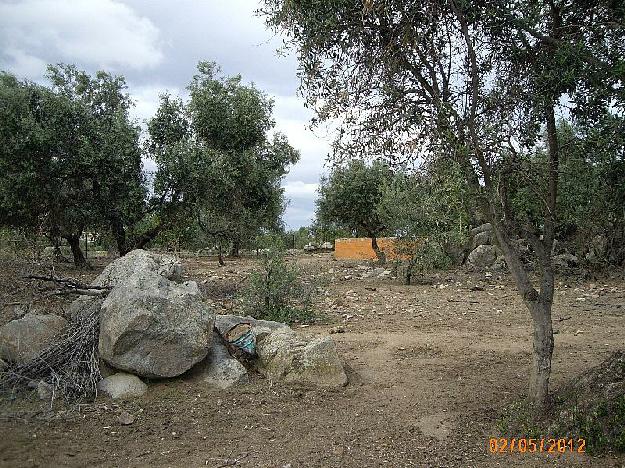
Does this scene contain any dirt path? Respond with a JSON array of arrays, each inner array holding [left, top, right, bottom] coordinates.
[[1, 255, 624, 467]]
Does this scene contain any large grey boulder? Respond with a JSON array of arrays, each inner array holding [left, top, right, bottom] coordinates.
[[0, 313, 67, 365], [99, 276, 214, 378], [586, 235, 608, 264], [256, 329, 348, 387], [467, 244, 499, 269], [93, 249, 182, 288], [98, 372, 147, 399], [553, 253, 579, 270], [68, 250, 183, 323], [191, 331, 249, 389]]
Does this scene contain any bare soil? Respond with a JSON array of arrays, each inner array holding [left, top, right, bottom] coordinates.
[[1, 253, 624, 467]]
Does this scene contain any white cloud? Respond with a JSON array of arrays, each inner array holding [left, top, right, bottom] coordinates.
[[282, 181, 319, 199], [0, 0, 163, 78], [129, 84, 184, 125]]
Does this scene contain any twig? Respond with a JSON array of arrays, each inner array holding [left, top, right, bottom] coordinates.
[[447, 298, 480, 304]]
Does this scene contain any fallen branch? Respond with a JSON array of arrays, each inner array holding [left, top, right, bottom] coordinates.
[[23, 274, 111, 298], [23, 274, 109, 291]]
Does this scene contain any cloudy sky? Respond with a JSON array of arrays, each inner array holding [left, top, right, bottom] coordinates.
[[0, 0, 330, 228]]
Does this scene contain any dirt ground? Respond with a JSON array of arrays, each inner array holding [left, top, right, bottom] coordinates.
[[1, 252, 624, 467]]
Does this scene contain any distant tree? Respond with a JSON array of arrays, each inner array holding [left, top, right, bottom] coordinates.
[[316, 160, 394, 262], [379, 160, 473, 283], [0, 66, 145, 266], [0, 72, 91, 265], [262, 0, 625, 409], [509, 118, 625, 265], [144, 62, 299, 261], [47, 65, 146, 257]]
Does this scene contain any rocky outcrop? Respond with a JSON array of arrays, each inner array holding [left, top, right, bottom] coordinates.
[[466, 224, 507, 270], [0, 313, 68, 365], [99, 275, 214, 378], [98, 372, 148, 399], [553, 253, 579, 270]]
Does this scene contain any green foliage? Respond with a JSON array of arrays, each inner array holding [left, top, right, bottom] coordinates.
[[241, 249, 314, 324], [146, 62, 299, 254], [499, 353, 625, 454], [507, 118, 625, 265], [316, 160, 394, 239], [379, 160, 472, 281], [0, 65, 144, 264]]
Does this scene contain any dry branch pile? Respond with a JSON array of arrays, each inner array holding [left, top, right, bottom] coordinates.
[[0, 299, 102, 401]]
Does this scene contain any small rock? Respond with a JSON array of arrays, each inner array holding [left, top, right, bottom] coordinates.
[[37, 381, 53, 401], [329, 326, 345, 334], [191, 331, 249, 390], [98, 372, 147, 399], [256, 330, 348, 387], [118, 411, 135, 425]]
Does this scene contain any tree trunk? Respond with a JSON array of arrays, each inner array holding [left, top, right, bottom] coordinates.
[[528, 299, 554, 408], [65, 234, 86, 267], [133, 224, 163, 250], [110, 215, 129, 255], [218, 246, 225, 266], [230, 239, 240, 257], [371, 236, 386, 264], [490, 220, 555, 410]]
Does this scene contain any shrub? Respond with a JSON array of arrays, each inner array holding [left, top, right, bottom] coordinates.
[[241, 249, 314, 323]]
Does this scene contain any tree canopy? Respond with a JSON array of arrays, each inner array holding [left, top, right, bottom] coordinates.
[[145, 62, 299, 258], [0, 65, 144, 265], [316, 160, 394, 260]]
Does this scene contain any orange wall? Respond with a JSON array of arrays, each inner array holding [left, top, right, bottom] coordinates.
[[334, 237, 410, 260]]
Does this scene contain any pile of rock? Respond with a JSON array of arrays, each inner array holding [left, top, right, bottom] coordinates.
[[465, 224, 506, 270], [0, 250, 347, 401]]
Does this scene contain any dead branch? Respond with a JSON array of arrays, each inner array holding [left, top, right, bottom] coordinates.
[[23, 274, 109, 291]]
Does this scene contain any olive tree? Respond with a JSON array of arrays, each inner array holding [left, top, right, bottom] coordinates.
[[0, 66, 145, 265], [316, 159, 394, 262], [261, 0, 624, 409], [145, 62, 299, 260]]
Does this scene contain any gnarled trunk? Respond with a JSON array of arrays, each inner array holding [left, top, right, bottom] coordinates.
[[65, 234, 86, 267], [371, 236, 386, 264], [110, 214, 129, 256], [230, 239, 241, 258], [491, 220, 556, 411]]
